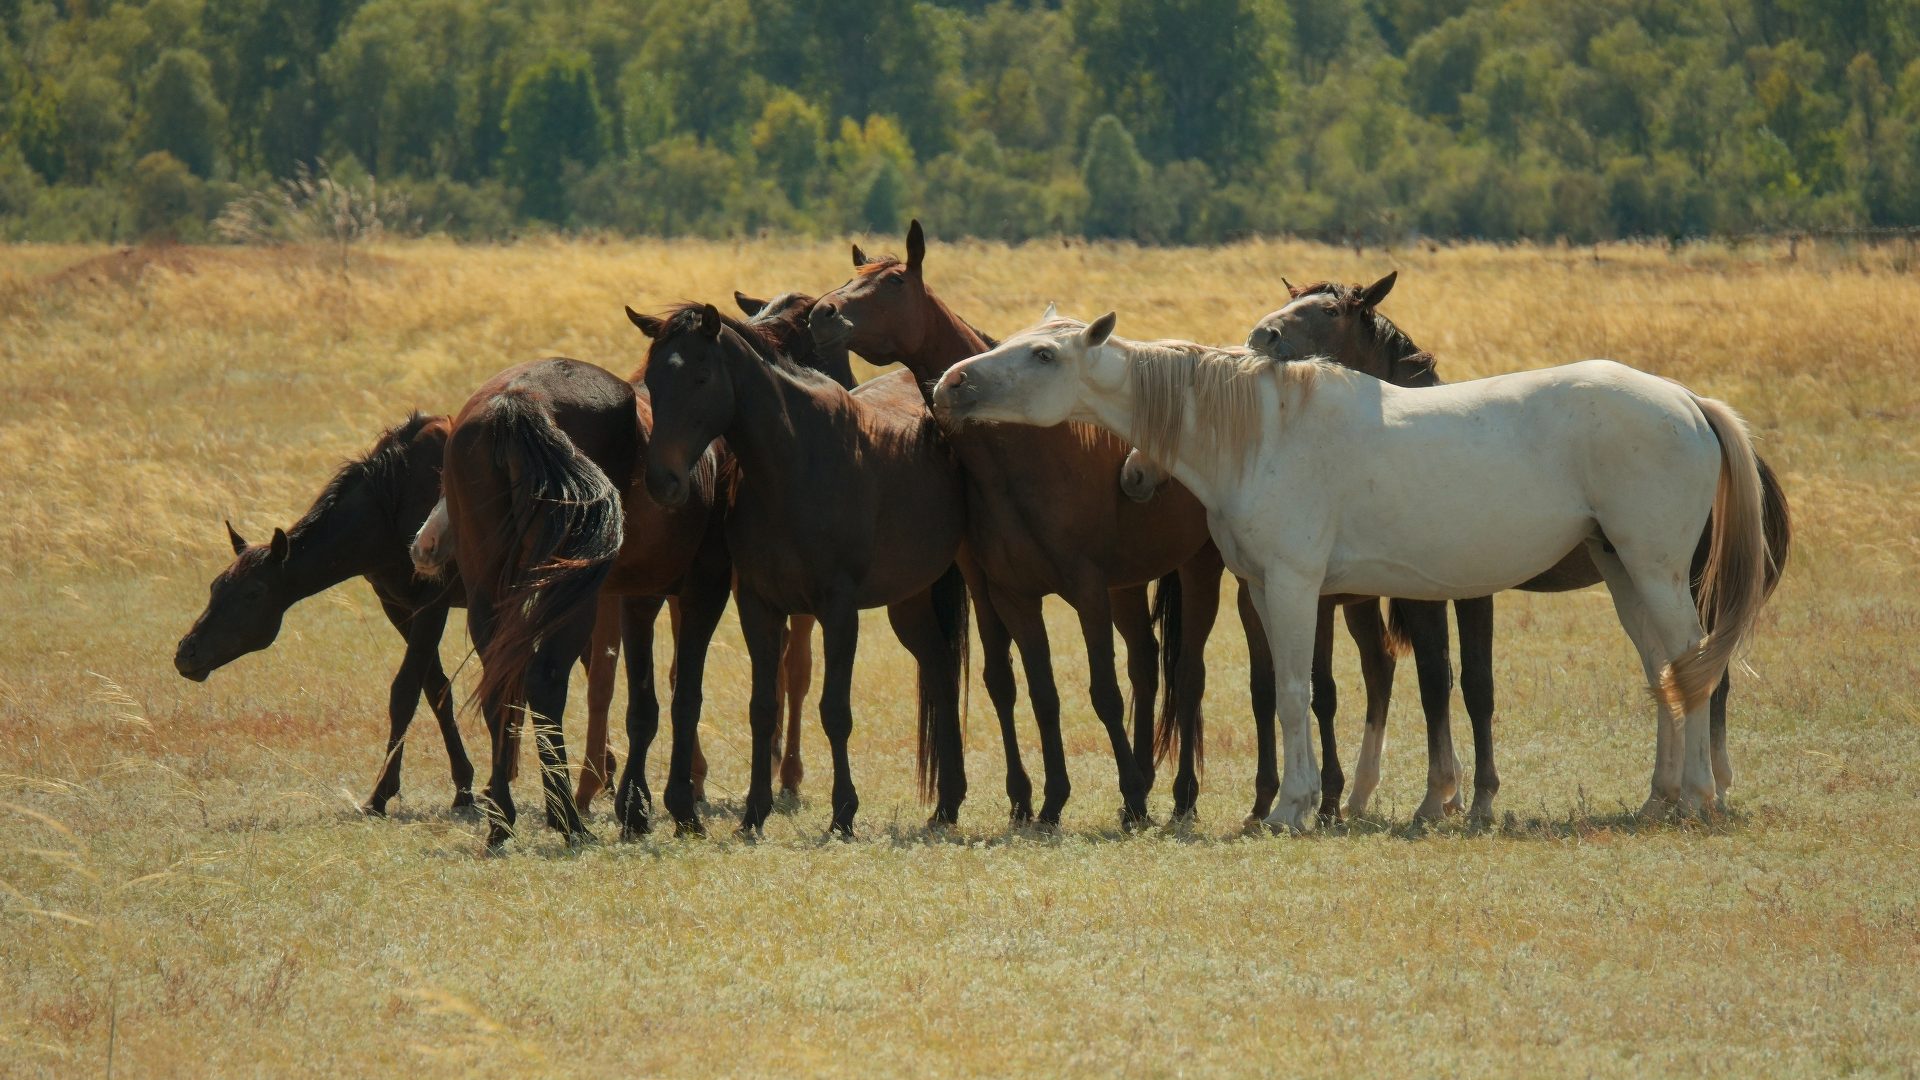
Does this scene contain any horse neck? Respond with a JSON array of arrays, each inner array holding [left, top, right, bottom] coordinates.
[[1078, 348, 1282, 510], [896, 295, 988, 383], [283, 480, 399, 598], [718, 341, 836, 486]]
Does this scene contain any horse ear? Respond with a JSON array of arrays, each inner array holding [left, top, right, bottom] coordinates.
[[1042, 301, 1059, 322], [1282, 276, 1301, 298], [1083, 311, 1117, 348], [269, 527, 290, 563], [226, 520, 247, 556], [1358, 270, 1397, 309], [852, 243, 871, 268], [698, 304, 722, 338], [626, 306, 664, 338], [906, 219, 925, 274], [734, 291, 767, 317]]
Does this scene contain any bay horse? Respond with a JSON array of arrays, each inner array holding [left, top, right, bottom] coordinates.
[[173, 413, 616, 816], [811, 221, 1231, 825], [443, 355, 737, 848], [629, 300, 970, 835], [934, 310, 1773, 830], [1242, 273, 1792, 815]]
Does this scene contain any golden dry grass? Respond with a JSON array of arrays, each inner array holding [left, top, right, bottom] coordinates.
[[2, 236, 1918, 1078]]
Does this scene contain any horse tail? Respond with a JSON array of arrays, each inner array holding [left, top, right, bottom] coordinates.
[[470, 393, 625, 712], [1150, 571, 1197, 770], [917, 563, 970, 801], [1756, 453, 1792, 596], [1664, 395, 1771, 715], [1383, 598, 1415, 659]]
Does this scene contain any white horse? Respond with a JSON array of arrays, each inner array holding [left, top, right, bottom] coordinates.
[[931, 307, 1771, 831]]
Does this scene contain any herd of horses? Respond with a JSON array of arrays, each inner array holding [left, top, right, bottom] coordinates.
[[174, 221, 1790, 847]]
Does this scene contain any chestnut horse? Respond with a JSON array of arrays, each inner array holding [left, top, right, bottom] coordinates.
[[630, 301, 970, 835], [1240, 272, 1792, 816], [174, 413, 618, 816], [814, 221, 1259, 824]]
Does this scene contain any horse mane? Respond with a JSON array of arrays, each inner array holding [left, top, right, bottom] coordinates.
[[655, 301, 837, 388], [292, 411, 438, 537], [1289, 280, 1441, 387], [1120, 335, 1331, 478]]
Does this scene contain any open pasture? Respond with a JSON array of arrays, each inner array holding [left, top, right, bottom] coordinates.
[[2, 237, 1918, 1076]]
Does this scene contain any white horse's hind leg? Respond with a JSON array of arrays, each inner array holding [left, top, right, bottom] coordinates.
[[1588, 541, 1686, 815], [1628, 575, 1718, 816], [1255, 575, 1323, 833]]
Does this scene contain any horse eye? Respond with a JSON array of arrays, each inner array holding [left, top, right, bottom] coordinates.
[[1035, 349, 1053, 364]]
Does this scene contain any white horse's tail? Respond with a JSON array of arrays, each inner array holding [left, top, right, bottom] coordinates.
[[1664, 395, 1771, 714]]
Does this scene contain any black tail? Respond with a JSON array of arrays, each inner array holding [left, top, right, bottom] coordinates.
[[1150, 570, 1200, 770], [917, 563, 970, 801], [471, 394, 625, 711]]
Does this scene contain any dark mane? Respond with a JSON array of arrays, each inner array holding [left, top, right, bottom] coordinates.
[[655, 302, 837, 387], [1293, 280, 1439, 387], [292, 411, 435, 536]]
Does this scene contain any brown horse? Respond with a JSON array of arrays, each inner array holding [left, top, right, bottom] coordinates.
[[630, 300, 970, 834], [174, 413, 618, 816], [442, 355, 740, 848], [1239, 271, 1793, 817], [811, 221, 1259, 825]]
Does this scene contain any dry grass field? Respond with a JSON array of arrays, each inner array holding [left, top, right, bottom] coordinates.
[[2, 236, 1918, 1077]]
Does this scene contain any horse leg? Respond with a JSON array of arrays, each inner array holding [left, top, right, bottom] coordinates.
[[1110, 583, 1158, 793], [815, 600, 863, 836], [993, 589, 1069, 825], [734, 590, 788, 835], [418, 621, 474, 813], [1709, 670, 1733, 806], [467, 590, 520, 849], [1586, 540, 1690, 815], [609, 595, 663, 838], [1238, 579, 1279, 826], [660, 569, 726, 833], [1253, 573, 1323, 833], [1454, 596, 1499, 823], [1309, 598, 1341, 823], [1342, 600, 1396, 820], [663, 596, 707, 804], [779, 614, 815, 795], [1394, 599, 1461, 822], [971, 562, 1032, 822], [522, 603, 598, 842], [1068, 581, 1150, 825], [1168, 555, 1222, 819], [887, 586, 969, 826], [575, 595, 622, 813], [363, 599, 434, 816]]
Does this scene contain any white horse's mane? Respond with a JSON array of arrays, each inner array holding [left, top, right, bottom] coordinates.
[[1113, 335, 1336, 476]]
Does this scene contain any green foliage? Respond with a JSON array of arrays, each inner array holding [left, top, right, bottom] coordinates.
[[138, 49, 226, 178], [127, 149, 206, 238], [502, 52, 608, 222], [4, 0, 1920, 243]]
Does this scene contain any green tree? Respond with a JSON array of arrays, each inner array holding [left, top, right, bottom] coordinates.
[[502, 52, 609, 222], [1082, 113, 1148, 237], [751, 89, 826, 203], [137, 49, 227, 178], [1071, 0, 1288, 168], [127, 150, 205, 238]]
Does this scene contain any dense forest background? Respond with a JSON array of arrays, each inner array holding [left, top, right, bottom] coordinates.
[[4, 0, 1919, 245]]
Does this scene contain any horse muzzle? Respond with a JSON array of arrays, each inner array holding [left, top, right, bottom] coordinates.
[[1247, 324, 1283, 356], [646, 465, 689, 508], [173, 639, 213, 681]]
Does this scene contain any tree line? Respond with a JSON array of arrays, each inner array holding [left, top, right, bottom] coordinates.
[[4, 0, 1919, 246]]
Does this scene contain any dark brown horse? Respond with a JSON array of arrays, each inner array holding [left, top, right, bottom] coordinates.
[[630, 300, 970, 834], [442, 355, 735, 848], [811, 221, 1258, 825], [175, 413, 616, 816], [1240, 271, 1793, 817]]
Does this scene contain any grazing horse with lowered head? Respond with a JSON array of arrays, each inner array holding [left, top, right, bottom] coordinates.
[[175, 413, 618, 816], [935, 309, 1773, 830], [630, 300, 970, 835], [812, 220, 1234, 825]]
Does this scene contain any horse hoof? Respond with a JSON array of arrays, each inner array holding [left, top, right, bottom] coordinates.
[[672, 816, 705, 839], [1008, 803, 1034, 825], [1638, 795, 1676, 822], [360, 800, 387, 818], [485, 825, 512, 851], [450, 791, 476, 813], [1119, 805, 1152, 830], [566, 828, 599, 848]]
